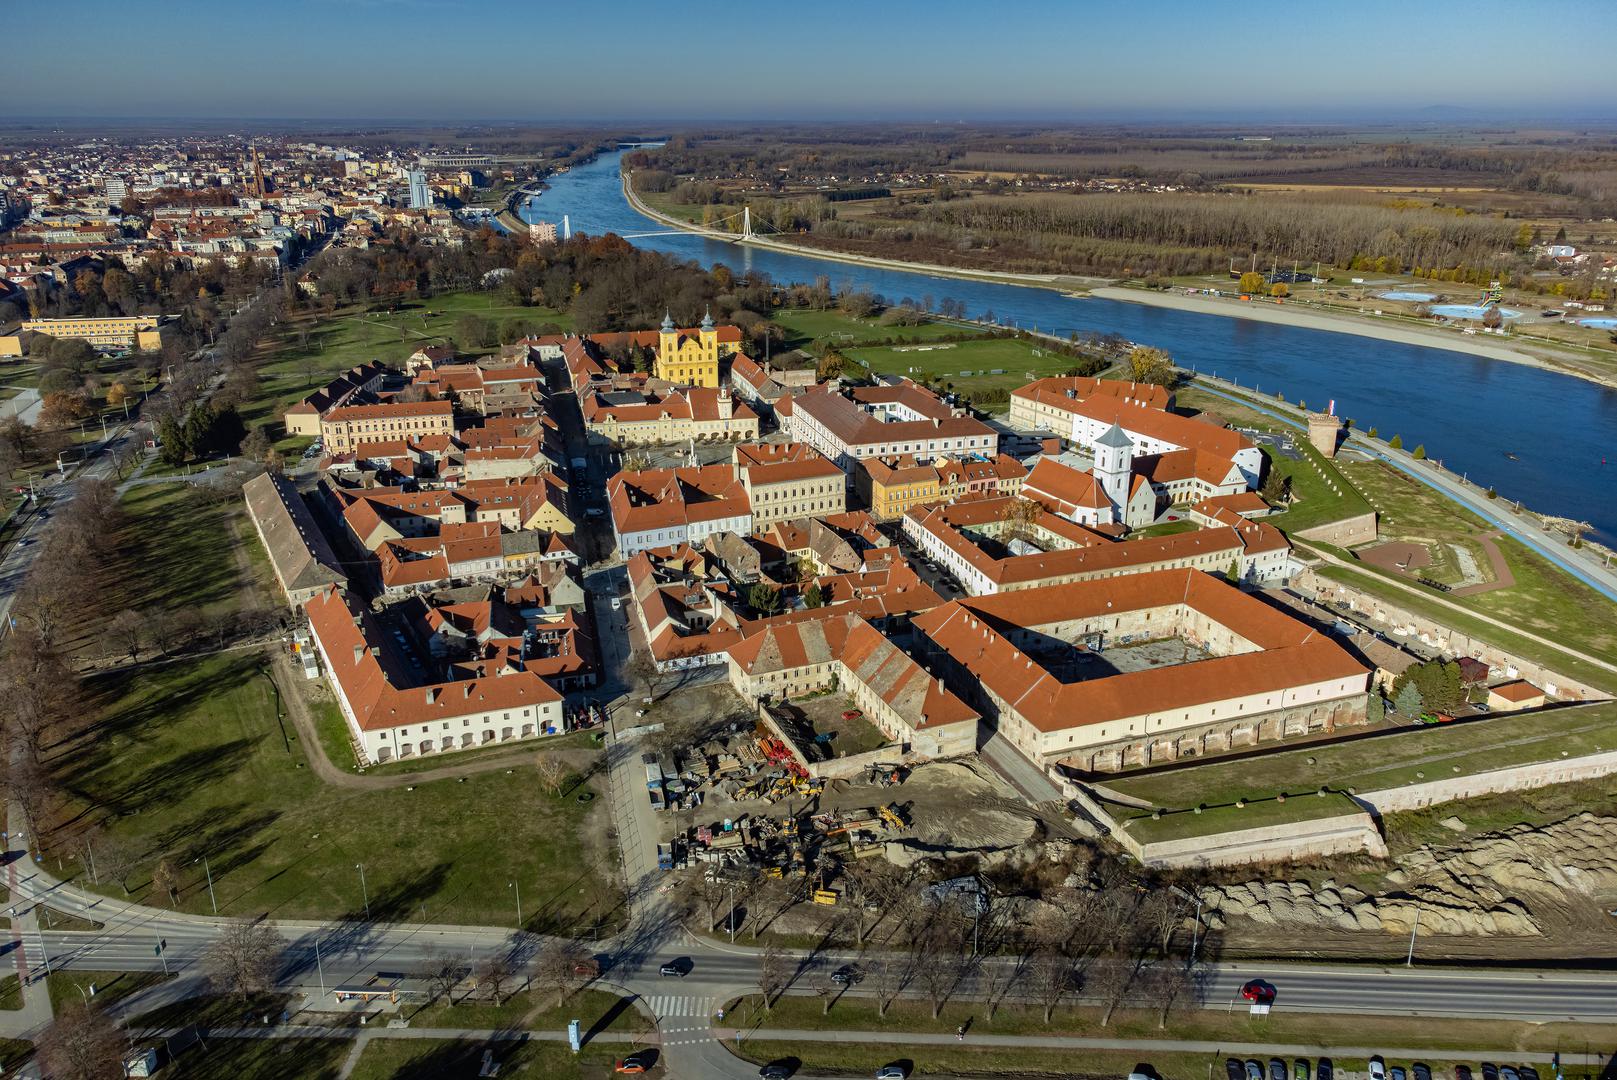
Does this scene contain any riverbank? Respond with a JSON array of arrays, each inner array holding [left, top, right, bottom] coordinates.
[[619, 169, 1108, 293], [1096, 287, 1617, 392]]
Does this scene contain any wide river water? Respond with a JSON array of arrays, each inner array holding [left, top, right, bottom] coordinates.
[[523, 151, 1617, 545]]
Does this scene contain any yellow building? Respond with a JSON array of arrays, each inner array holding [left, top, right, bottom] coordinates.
[[653, 310, 736, 388], [10, 315, 168, 354], [858, 456, 943, 521]]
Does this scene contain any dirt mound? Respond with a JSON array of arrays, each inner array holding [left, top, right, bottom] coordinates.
[[902, 759, 1037, 849], [1205, 814, 1617, 939]]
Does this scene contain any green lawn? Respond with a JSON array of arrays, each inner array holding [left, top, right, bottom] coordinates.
[[405, 987, 648, 1032], [1131, 518, 1201, 539], [726, 993, 1617, 1057], [249, 292, 570, 450], [1118, 790, 1366, 845], [150, 1037, 349, 1080], [347, 1037, 638, 1080], [738, 1039, 1207, 1079], [770, 307, 970, 350], [1103, 698, 1617, 814], [47, 969, 172, 1013], [845, 336, 1080, 397], [0, 976, 20, 1012], [54, 653, 622, 930]]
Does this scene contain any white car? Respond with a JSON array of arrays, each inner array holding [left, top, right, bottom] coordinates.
[[1369, 1059, 1387, 1080]]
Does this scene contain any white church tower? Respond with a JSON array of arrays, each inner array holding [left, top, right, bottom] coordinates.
[[1094, 422, 1135, 508]]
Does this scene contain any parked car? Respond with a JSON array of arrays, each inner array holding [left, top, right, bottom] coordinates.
[[760, 1065, 793, 1080], [831, 965, 858, 985], [1296, 1060, 1310, 1080], [1318, 1059, 1334, 1080], [1227, 1060, 1246, 1080], [1501, 1067, 1520, 1080], [1245, 1063, 1264, 1080], [876, 1068, 908, 1080], [842, 709, 863, 720], [615, 1055, 650, 1074], [1392, 1066, 1408, 1080], [1480, 1065, 1499, 1080], [1520, 1068, 1540, 1080], [1413, 1064, 1433, 1080], [1270, 1059, 1287, 1080], [1455, 1067, 1473, 1080], [1369, 1057, 1387, 1080]]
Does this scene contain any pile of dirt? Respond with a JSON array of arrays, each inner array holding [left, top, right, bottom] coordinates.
[[1203, 813, 1617, 939], [903, 760, 1038, 849]]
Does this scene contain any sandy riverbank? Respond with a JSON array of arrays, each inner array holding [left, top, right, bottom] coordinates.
[[1090, 287, 1617, 391], [620, 171, 1107, 292]]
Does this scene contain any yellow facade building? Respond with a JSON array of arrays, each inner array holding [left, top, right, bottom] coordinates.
[[4, 315, 169, 356], [653, 310, 736, 388]]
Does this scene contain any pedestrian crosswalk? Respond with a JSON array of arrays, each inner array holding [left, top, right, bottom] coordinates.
[[645, 994, 716, 1020]]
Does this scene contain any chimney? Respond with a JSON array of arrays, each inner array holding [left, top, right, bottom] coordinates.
[[353, 644, 365, 665], [463, 683, 473, 698], [936, 677, 945, 694], [426, 687, 439, 703]]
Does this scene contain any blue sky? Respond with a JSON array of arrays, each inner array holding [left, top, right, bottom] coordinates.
[[10, 0, 1613, 122]]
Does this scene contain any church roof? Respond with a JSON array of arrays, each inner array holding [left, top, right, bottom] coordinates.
[[1096, 422, 1134, 451]]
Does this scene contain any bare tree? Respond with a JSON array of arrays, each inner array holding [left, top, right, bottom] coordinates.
[[203, 918, 286, 1001], [151, 858, 180, 907], [1087, 955, 1141, 1027], [748, 877, 798, 941], [419, 949, 467, 1007], [841, 860, 902, 946], [475, 954, 515, 1006], [914, 912, 969, 1019], [697, 871, 730, 932], [1140, 889, 1190, 959], [6, 755, 57, 840], [1140, 961, 1194, 1029], [107, 608, 147, 663], [534, 757, 567, 797], [536, 936, 595, 1007], [93, 831, 139, 896], [998, 495, 1043, 544], [868, 953, 914, 1018], [34, 1001, 124, 1080], [1029, 949, 1074, 1024], [758, 943, 788, 1010]]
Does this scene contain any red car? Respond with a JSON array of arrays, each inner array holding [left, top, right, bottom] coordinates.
[[1241, 979, 1275, 1003], [842, 709, 863, 720], [615, 1056, 649, 1074]]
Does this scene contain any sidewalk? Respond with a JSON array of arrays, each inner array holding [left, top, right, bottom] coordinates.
[[2, 821, 56, 1040]]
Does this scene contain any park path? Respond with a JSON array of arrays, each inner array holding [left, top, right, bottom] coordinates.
[[1451, 531, 1517, 597]]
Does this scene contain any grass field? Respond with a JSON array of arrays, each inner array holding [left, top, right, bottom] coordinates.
[[248, 291, 570, 450], [347, 1037, 636, 1080], [1103, 698, 1617, 815], [726, 993, 1617, 1059], [770, 307, 971, 350], [1118, 790, 1366, 845], [405, 987, 648, 1032], [149, 1038, 350, 1080], [56, 653, 621, 930], [47, 969, 172, 1013], [845, 336, 1079, 395]]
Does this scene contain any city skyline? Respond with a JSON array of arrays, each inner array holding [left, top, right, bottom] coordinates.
[[9, 0, 1615, 122]]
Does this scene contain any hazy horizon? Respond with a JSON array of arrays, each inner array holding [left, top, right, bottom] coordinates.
[[9, 0, 1614, 125]]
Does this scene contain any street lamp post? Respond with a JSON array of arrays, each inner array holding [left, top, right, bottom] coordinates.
[[355, 863, 370, 919], [1405, 906, 1421, 966], [34, 919, 51, 980], [509, 881, 522, 929], [1191, 892, 1204, 960], [197, 855, 217, 915]]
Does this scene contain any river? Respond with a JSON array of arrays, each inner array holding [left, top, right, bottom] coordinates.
[[523, 151, 1617, 545]]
